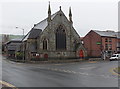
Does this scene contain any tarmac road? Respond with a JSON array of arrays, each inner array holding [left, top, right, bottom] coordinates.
[[1, 56, 119, 88]]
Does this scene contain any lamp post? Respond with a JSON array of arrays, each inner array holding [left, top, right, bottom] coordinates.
[[16, 27, 24, 37], [16, 27, 25, 62]]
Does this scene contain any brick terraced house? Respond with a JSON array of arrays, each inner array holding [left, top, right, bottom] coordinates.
[[83, 30, 119, 58]]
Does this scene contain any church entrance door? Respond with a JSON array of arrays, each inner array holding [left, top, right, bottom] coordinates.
[[79, 50, 84, 58]]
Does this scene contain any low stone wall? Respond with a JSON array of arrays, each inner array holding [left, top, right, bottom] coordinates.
[[28, 59, 87, 64]]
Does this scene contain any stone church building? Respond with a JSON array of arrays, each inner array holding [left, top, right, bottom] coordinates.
[[23, 3, 87, 61]]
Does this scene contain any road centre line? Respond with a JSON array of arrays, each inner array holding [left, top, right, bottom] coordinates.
[[79, 67, 95, 70], [66, 70, 72, 73], [43, 67, 118, 79], [30, 66, 118, 79], [63, 70, 70, 73], [71, 71, 77, 74]]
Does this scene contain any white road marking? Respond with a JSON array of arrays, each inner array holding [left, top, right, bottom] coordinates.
[[66, 70, 72, 73], [71, 71, 77, 74], [79, 67, 95, 70], [62, 70, 69, 73], [79, 72, 89, 75], [29, 66, 118, 80], [54, 64, 63, 65]]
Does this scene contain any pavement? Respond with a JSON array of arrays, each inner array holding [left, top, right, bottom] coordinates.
[[1, 56, 119, 88]]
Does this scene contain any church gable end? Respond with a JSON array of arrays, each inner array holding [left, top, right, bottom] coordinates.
[[24, 3, 87, 60]]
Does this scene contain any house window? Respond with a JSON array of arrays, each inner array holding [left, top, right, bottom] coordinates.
[[109, 44, 112, 50], [105, 38, 108, 42], [105, 44, 108, 50], [56, 25, 66, 50], [109, 38, 112, 42], [43, 38, 47, 50]]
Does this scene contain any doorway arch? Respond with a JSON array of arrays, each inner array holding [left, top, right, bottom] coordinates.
[[79, 50, 84, 58]]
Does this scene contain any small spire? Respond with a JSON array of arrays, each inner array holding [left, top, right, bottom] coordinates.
[[69, 7, 72, 22], [48, 1, 51, 14], [48, 1, 51, 22], [59, 6, 61, 10], [69, 7, 72, 16]]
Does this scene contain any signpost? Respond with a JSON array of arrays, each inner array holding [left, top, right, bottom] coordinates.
[[96, 42, 101, 45]]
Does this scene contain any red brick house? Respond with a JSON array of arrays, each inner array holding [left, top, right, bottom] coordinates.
[[83, 30, 118, 58]]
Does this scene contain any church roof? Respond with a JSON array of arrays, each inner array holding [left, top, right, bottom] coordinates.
[[33, 12, 58, 30], [22, 28, 42, 41], [22, 11, 59, 41], [28, 29, 42, 39]]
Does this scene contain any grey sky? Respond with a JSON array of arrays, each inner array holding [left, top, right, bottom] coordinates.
[[0, 0, 118, 37]]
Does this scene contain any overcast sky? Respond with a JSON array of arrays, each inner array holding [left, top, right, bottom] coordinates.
[[0, 0, 119, 37]]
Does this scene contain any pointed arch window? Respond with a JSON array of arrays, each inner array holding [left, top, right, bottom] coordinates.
[[56, 25, 66, 50], [43, 38, 47, 50]]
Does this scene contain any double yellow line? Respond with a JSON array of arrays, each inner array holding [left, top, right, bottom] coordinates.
[[0, 80, 18, 89]]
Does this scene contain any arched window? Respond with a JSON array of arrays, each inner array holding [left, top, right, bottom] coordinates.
[[56, 25, 66, 50], [43, 38, 47, 50]]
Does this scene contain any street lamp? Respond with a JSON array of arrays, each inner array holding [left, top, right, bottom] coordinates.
[[16, 27, 24, 37], [16, 27, 25, 62]]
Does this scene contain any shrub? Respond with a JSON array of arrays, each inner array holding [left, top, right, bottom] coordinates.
[[16, 52, 23, 59]]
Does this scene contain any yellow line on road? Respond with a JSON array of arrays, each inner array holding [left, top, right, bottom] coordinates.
[[109, 68, 120, 76], [0, 80, 18, 89]]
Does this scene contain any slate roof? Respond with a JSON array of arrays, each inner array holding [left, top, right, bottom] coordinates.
[[117, 32, 120, 38], [28, 29, 42, 39], [33, 12, 57, 30], [23, 28, 42, 41], [7, 43, 21, 51], [5, 39, 22, 45], [22, 11, 58, 41], [93, 30, 118, 38], [5, 40, 22, 51]]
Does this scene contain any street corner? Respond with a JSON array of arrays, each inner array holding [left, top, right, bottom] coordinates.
[[109, 67, 120, 76], [0, 80, 18, 89]]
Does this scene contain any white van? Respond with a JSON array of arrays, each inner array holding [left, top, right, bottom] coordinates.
[[110, 54, 120, 61]]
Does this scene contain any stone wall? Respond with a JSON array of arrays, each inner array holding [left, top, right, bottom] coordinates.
[[36, 10, 85, 59], [24, 10, 87, 60]]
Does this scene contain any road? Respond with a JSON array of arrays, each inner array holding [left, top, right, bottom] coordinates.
[[1, 56, 119, 88]]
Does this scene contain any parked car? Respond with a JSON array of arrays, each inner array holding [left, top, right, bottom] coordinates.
[[110, 54, 120, 61]]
